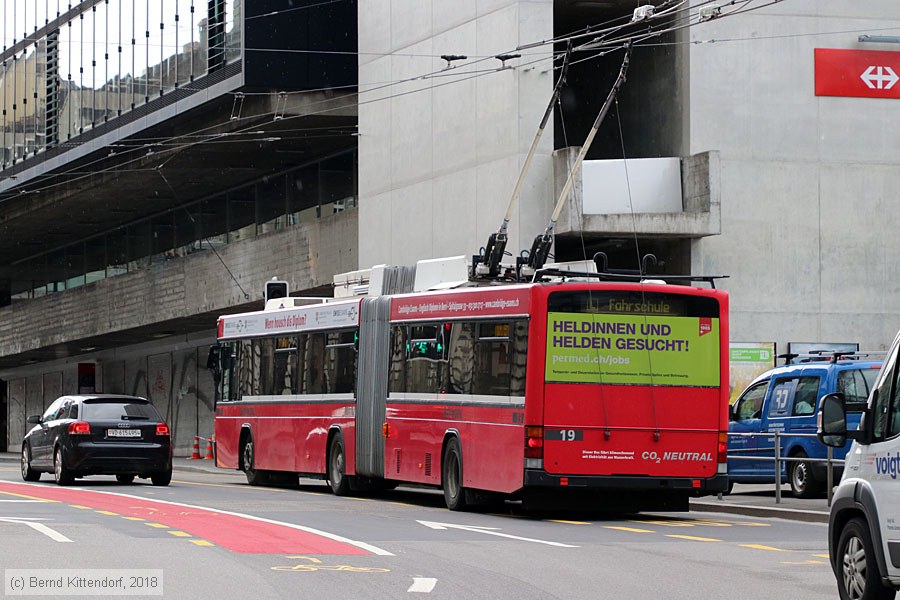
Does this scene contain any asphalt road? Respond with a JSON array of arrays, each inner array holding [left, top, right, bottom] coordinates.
[[0, 463, 838, 599]]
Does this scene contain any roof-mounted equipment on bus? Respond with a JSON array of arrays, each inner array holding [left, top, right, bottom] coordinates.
[[532, 252, 728, 288], [472, 45, 572, 281], [520, 43, 633, 280], [264, 278, 289, 303]]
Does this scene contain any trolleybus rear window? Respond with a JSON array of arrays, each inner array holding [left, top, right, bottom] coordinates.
[[545, 290, 721, 387]]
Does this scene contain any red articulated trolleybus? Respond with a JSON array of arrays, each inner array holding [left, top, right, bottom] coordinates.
[[208, 257, 730, 512]]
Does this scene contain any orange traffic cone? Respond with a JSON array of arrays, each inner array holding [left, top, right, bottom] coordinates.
[[190, 436, 201, 460], [204, 437, 214, 460]]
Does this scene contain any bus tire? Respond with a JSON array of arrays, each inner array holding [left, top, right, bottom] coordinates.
[[442, 437, 468, 511], [328, 433, 350, 496], [242, 436, 269, 486]]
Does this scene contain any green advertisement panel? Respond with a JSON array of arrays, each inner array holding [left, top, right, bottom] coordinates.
[[545, 312, 720, 386]]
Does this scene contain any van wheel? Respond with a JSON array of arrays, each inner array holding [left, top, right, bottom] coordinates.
[[790, 451, 824, 498], [836, 518, 896, 600]]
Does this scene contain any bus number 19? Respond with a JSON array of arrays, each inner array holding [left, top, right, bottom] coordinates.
[[547, 429, 583, 441]]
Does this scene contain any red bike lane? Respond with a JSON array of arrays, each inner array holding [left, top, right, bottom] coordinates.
[[0, 481, 391, 556]]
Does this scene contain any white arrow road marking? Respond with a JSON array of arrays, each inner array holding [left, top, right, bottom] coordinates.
[[417, 520, 578, 547], [408, 578, 438, 593], [0, 517, 73, 543]]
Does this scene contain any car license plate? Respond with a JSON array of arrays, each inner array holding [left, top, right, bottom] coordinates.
[[108, 429, 141, 438]]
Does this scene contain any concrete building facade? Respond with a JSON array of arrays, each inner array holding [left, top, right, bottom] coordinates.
[[2, 0, 900, 452]]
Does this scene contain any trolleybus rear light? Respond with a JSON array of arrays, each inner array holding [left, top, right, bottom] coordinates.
[[717, 432, 728, 463], [525, 426, 544, 459]]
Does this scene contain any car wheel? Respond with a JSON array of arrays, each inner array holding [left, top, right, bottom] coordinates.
[[328, 433, 350, 496], [442, 437, 468, 511], [150, 468, 172, 487], [242, 437, 269, 486], [836, 517, 896, 600], [21, 445, 40, 482], [116, 474, 135, 484], [54, 447, 74, 486], [790, 452, 824, 498]]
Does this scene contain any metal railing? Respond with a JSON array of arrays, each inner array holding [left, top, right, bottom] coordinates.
[[727, 431, 839, 505]]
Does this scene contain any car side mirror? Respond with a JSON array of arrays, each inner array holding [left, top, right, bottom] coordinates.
[[26, 415, 41, 425], [728, 403, 737, 421], [818, 392, 848, 447]]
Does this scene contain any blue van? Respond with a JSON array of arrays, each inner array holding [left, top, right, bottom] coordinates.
[[727, 355, 880, 497]]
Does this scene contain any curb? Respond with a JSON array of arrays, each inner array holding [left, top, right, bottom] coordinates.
[[690, 500, 829, 523]]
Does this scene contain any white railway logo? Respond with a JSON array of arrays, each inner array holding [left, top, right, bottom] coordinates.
[[860, 65, 899, 90]]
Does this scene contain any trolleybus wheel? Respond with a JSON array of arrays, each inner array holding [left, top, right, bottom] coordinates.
[[242, 436, 269, 486], [328, 433, 350, 496], [442, 437, 468, 511]]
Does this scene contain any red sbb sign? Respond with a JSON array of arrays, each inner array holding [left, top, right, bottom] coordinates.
[[815, 48, 900, 99]]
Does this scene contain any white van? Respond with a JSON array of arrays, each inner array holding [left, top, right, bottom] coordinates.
[[819, 329, 900, 600]]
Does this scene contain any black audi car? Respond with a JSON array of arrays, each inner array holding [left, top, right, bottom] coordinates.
[[21, 395, 173, 486]]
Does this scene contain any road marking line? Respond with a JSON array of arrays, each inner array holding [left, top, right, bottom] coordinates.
[[0, 499, 47, 503], [603, 526, 654, 533], [419, 521, 578, 547], [686, 520, 732, 527], [549, 520, 591, 525], [728, 521, 770, 527], [122, 517, 145, 521], [0, 490, 58, 502], [782, 560, 827, 565], [95, 510, 119, 516], [666, 534, 721, 542], [171, 480, 288, 492], [408, 577, 438, 593], [190, 540, 215, 547], [144, 523, 169, 529], [69, 505, 92, 509], [632, 520, 694, 528], [167, 531, 192, 537], [813, 553, 829, 558], [741, 544, 789, 552]]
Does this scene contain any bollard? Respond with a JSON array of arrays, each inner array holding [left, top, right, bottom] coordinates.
[[774, 431, 781, 504]]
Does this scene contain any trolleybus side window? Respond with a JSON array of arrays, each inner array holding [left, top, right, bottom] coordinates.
[[389, 319, 528, 396], [324, 330, 357, 394]]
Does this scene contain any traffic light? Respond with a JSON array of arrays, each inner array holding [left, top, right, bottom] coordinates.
[[265, 278, 289, 303]]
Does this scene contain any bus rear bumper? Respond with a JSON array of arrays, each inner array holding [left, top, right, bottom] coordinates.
[[524, 469, 729, 494], [521, 470, 728, 512]]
